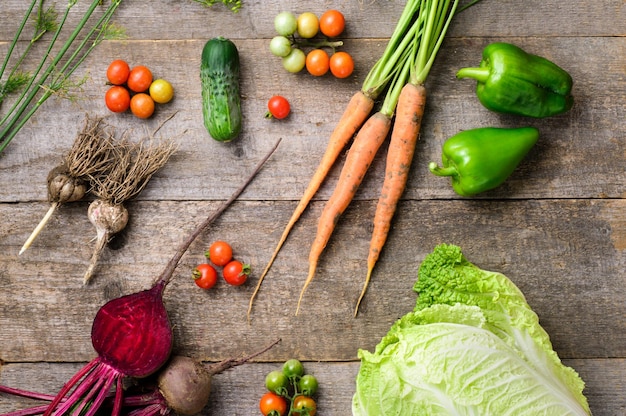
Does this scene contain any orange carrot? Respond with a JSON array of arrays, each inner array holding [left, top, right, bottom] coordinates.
[[248, 90, 374, 318], [296, 111, 392, 315], [355, 83, 427, 316]]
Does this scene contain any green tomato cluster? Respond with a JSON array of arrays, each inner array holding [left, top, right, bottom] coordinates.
[[269, 10, 350, 77], [261, 359, 318, 416]]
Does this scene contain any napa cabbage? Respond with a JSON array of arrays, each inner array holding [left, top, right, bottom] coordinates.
[[352, 244, 590, 415]]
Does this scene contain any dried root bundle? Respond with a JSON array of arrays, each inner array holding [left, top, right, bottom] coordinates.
[[20, 116, 118, 255], [83, 134, 177, 284]]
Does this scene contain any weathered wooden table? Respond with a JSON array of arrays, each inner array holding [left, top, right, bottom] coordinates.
[[1, 1, 624, 414]]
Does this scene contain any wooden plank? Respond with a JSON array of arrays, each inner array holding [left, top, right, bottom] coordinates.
[[0, 36, 624, 202], [2, 199, 624, 362], [1, 360, 625, 415], [1, 1, 624, 415], [1, 1, 624, 41]]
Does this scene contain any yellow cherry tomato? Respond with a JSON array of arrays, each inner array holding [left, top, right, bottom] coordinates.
[[297, 12, 319, 39], [149, 79, 174, 104]]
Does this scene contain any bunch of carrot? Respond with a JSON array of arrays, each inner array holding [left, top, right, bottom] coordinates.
[[248, 0, 484, 318]]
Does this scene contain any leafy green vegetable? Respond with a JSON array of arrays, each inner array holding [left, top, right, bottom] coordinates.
[[353, 244, 590, 415]]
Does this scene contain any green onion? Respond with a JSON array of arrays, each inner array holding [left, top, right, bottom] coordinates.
[[0, 0, 125, 154]]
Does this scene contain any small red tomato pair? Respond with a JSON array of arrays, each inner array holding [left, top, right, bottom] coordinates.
[[193, 260, 249, 289], [106, 59, 152, 92]]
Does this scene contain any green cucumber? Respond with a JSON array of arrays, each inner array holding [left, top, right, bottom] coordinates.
[[201, 37, 242, 142]]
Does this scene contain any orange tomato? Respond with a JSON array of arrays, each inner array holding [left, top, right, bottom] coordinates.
[[305, 49, 330, 77], [319, 10, 346, 38], [106, 59, 130, 85], [104, 85, 130, 113], [127, 65, 153, 92], [130, 93, 155, 119], [329, 51, 354, 79]]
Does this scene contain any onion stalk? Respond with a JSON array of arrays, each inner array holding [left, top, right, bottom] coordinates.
[[0, 0, 125, 154]]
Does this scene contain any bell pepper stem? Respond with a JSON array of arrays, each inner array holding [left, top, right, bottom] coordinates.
[[456, 66, 490, 83], [428, 162, 457, 177]]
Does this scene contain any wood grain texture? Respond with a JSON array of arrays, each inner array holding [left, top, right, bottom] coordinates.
[[1, 0, 624, 415]]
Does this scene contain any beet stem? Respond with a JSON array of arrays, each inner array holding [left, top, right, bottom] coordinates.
[[49, 360, 103, 415], [0, 385, 59, 402], [42, 358, 98, 416], [154, 138, 282, 288], [0, 404, 51, 416], [205, 338, 281, 375]]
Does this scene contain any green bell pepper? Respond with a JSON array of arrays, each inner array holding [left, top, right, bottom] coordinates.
[[429, 126, 539, 196], [456, 42, 573, 118]]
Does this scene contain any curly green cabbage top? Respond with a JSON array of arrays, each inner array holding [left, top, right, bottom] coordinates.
[[353, 244, 590, 416]]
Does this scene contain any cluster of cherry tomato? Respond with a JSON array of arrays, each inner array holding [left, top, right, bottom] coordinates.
[[270, 10, 354, 79], [260, 359, 318, 416], [193, 241, 250, 289], [104, 59, 174, 119]]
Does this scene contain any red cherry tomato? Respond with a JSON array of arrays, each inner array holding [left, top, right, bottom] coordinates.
[[222, 260, 250, 286], [130, 93, 155, 119], [319, 10, 346, 38], [104, 85, 130, 113], [266, 95, 290, 119], [305, 49, 330, 77], [127, 65, 153, 92], [206, 241, 233, 267], [106, 59, 130, 85], [259, 391, 288, 416], [329, 51, 354, 79], [193, 263, 218, 290]]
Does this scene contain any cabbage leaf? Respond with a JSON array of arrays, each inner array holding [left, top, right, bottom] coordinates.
[[353, 244, 590, 415]]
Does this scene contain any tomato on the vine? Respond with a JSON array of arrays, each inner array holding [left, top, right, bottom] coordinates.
[[206, 241, 233, 267], [282, 359, 304, 378], [222, 260, 249, 286], [265, 370, 289, 395], [305, 49, 330, 77], [259, 391, 288, 416], [282, 48, 306, 73], [130, 93, 155, 119], [104, 85, 130, 113], [293, 395, 317, 416], [329, 51, 354, 79], [319, 10, 346, 38], [192, 263, 218, 290], [266, 95, 290, 119], [298, 374, 319, 396], [296, 12, 319, 39], [106, 59, 130, 85], [269, 36, 292, 57], [127, 65, 153, 92], [274, 11, 298, 36]]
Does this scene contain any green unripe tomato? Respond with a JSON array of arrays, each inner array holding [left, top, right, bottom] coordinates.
[[282, 359, 305, 378], [269, 36, 292, 57], [282, 48, 306, 73], [274, 11, 297, 36], [265, 370, 289, 395], [298, 374, 319, 396]]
